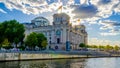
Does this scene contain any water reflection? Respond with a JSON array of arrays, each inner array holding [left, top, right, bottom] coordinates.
[[0, 58, 120, 68]]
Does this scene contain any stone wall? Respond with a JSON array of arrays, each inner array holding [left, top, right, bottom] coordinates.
[[0, 52, 88, 61]]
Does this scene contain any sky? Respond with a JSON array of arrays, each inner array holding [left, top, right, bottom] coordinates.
[[0, 0, 120, 46]]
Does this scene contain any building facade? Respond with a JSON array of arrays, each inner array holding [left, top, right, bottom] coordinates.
[[24, 13, 87, 50]]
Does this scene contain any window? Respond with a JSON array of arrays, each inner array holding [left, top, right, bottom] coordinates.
[[57, 38, 60, 44], [49, 41, 51, 44], [56, 30, 61, 36], [49, 32, 51, 36]]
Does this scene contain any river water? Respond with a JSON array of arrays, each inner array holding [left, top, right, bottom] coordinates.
[[0, 57, 120, 68]]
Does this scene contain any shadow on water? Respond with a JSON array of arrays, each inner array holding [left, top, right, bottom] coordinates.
[[0, 59, 86, 68], [0, 57, 120, 68]]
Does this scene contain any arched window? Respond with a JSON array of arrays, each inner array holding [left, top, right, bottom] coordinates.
[[56, 30, 61, 36]]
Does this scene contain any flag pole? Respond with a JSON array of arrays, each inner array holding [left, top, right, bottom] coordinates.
[[61, 6, 62, 13]]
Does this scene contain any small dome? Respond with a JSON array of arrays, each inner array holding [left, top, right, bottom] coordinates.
[[31, 17, 50, 27]]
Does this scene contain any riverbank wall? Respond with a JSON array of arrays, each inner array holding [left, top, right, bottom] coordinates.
[[0, 51, 119, 61]]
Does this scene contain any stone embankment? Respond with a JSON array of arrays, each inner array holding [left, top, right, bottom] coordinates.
[[0, 51, 120, 61]]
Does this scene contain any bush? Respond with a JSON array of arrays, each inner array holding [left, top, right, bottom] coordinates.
[[2, 45, 13, 49], [79, 43, 86, 48], [0, 44, 2, 48], [18, 45, 25, 50]]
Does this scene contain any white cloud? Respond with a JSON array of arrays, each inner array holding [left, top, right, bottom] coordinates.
[[0, 0, 61, 15], [88, 38, 120, 46], [99, 20, 120, 36], [0, 0, 120, 20], [0, 8, 7, 13], [70, 0, 120, 24], [100, 32, 119, 36]]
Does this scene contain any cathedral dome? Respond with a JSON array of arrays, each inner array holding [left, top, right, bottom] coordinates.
[[31, 17, 50, 27]]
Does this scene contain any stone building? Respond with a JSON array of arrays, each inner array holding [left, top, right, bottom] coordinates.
[[24, 13, 87, 50]]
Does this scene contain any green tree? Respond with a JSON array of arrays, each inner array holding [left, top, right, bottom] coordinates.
[[114, 45, 119, 51], [0, 23, 5, 44], [25, 32, 38, 50], [25, 32, 48, 50], [0, 20, 25, 47], [99, 45, 105, 50], [79, 43, 86, 48], [41, 40, 48, 49], [92, 45, 98, 48], [2, 38, 10, 46], [37, 33, 47, 50], [105, 45, 113, 51], [2, 38, 13, 49]]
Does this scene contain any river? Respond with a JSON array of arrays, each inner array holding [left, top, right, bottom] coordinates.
[[0, 57, 120, 68]]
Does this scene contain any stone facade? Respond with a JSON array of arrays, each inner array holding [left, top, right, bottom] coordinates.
[[24, 13, 87, 50]]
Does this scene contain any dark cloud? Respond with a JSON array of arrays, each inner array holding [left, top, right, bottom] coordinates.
[[111, 23, 120, 26], [71, 4, 98, 19], [99, 0, 111, 4]]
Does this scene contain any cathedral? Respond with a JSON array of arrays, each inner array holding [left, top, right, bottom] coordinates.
[[24, 13, 87, 51]]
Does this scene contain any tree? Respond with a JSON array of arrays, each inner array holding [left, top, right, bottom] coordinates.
[[79, 43, 86, 48], [0, 20, 25, 47], [114, 45, 119, 51], [99, 45, 105, 50], [105, 45, 113, 51], [0, 23, 4, 44], [41, 40, 48, 49], [2, 38, 13, 49], [2, 38, 10, 46], [36, 33, 47, 50], [25, 32, 48, 50], [25, 32, 38, 50]]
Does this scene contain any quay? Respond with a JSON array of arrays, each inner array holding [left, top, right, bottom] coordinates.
[[0, 51, 120, 61]]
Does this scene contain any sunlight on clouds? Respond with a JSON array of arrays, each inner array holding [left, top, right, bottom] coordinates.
[[0, 0, 120, 24], [80, 0, 86, 4], [68, 0, 74, 5], [0, 0, 120, 29], [91, 0, 119, 18]]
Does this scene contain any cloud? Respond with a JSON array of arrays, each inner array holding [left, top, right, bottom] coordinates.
[[99, 20, 120, 30], [68, 0, 119, 25], [88, 38, 120, 46], [71, 4, 98, 19], [100, 32, 119, 36], [100, 20, 120, 28], [0, 8, 7, 13], [100, 20, 120, 26], [0, 0, 119, 18], [99, 20, 120, 36], [0, 0, 59, 15], [0, 0, 120, 27]]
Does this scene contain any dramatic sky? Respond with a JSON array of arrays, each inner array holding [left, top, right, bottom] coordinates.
[[0, 0, 120, 46]]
